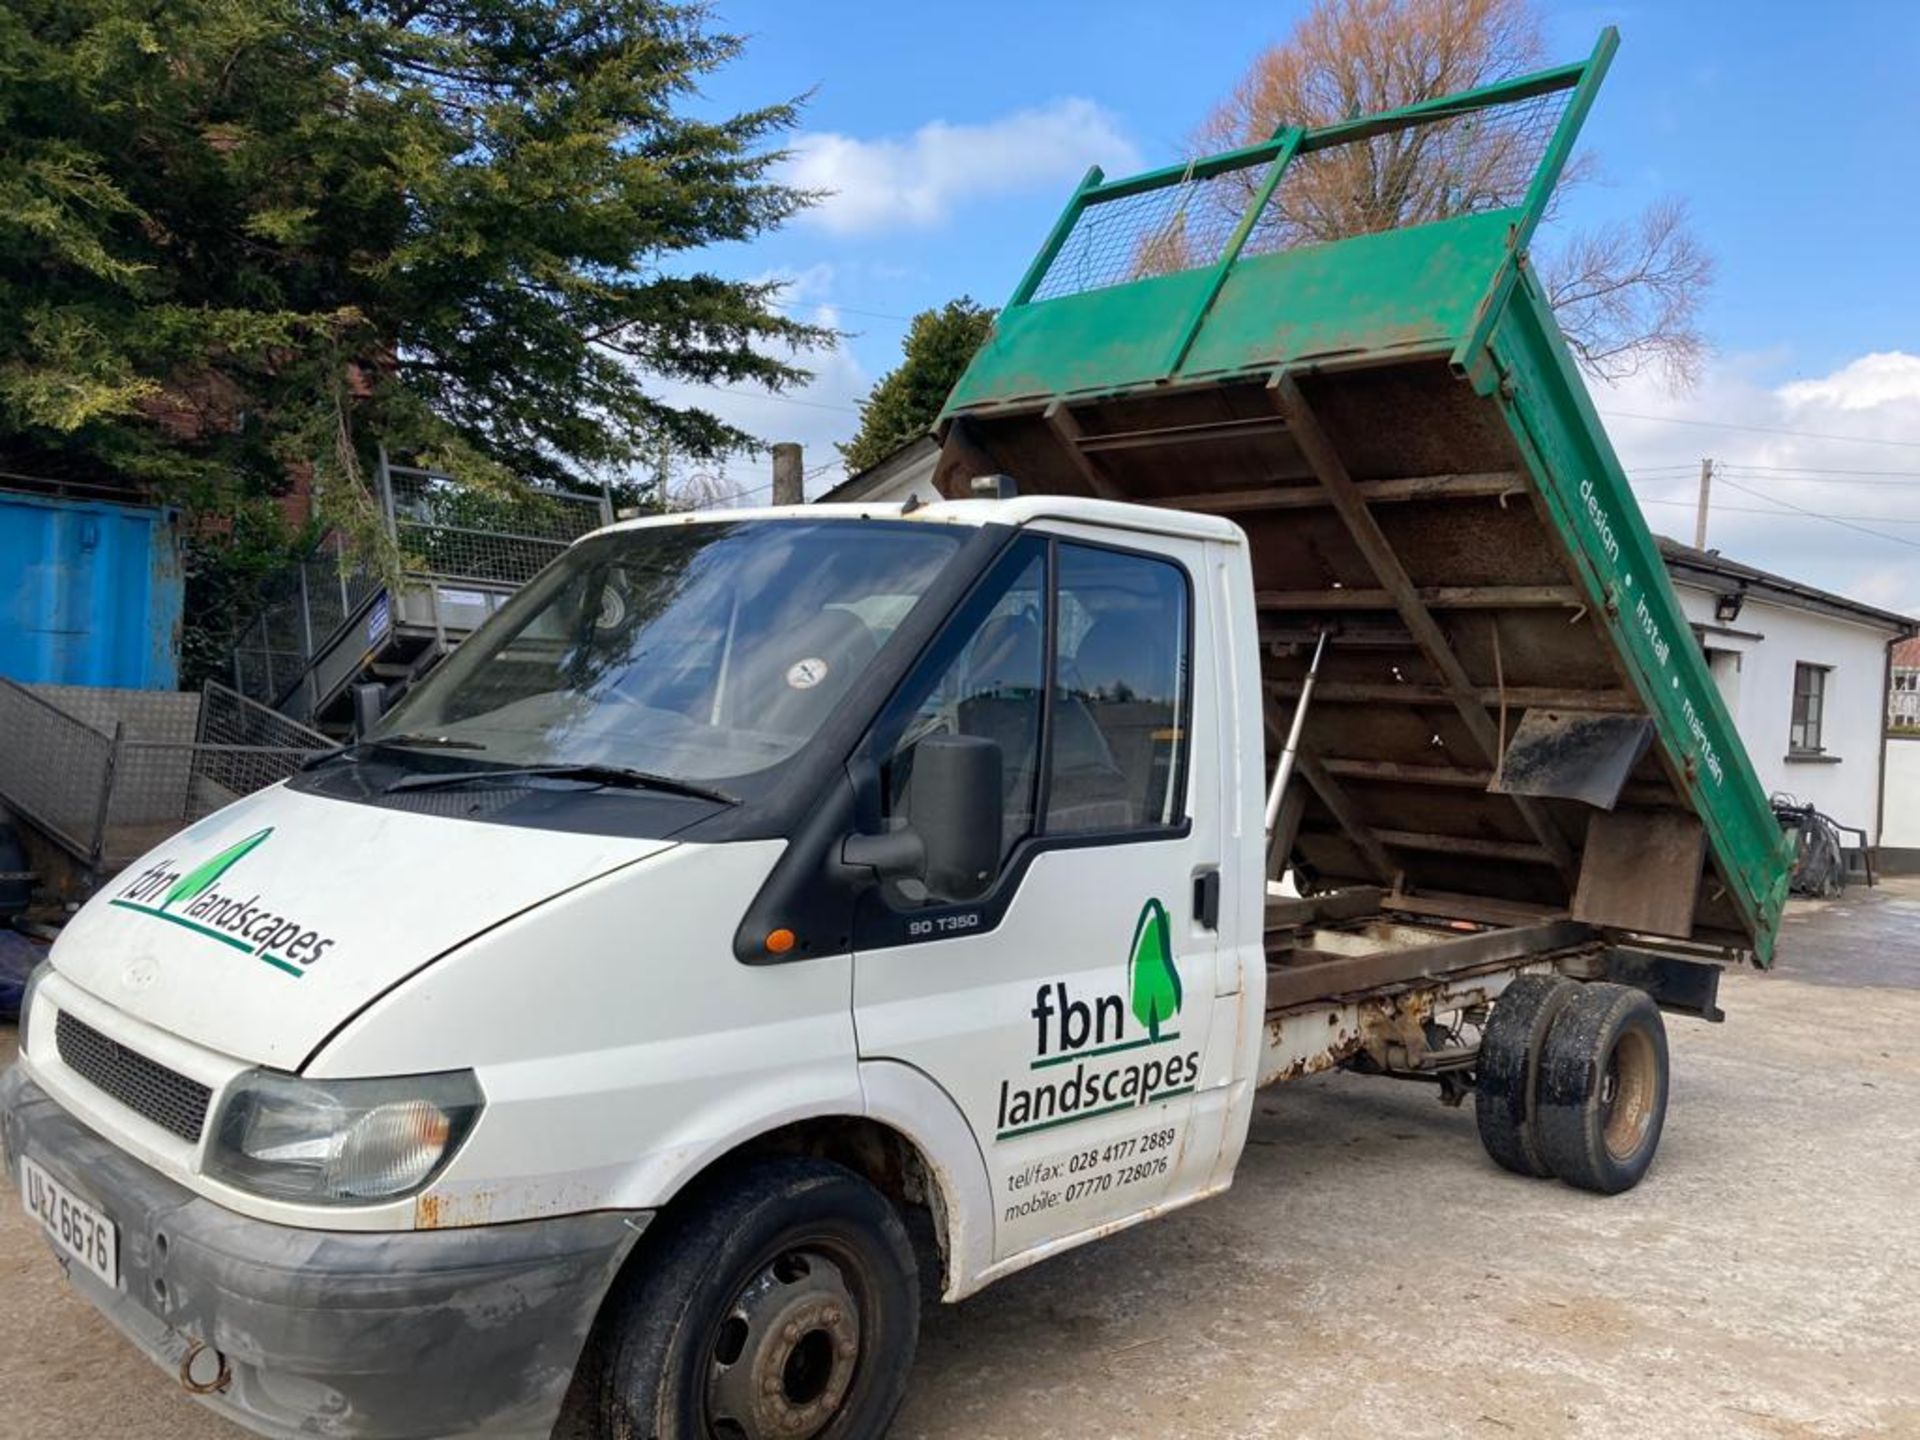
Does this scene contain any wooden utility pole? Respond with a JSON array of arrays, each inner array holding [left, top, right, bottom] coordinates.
[[771, 443, 804, 506], [1693, 457, 1714, 548]]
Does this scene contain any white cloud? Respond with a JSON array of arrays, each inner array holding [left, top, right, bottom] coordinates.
[[1777, 352, 1920, 413], [1599, 351, 1920, 616], [782, 99, 1140, 235]]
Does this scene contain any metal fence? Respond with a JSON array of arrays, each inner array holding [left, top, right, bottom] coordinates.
[[381, 460, 610, 587], [229, 544, 382, 708], [1019, 58, 1586, 306], [227, 457, 611, 712], [0, 678, 328, 873], [0, 678, 116, 861]]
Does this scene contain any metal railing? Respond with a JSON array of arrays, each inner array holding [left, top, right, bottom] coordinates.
[[227, 455, 612, 713], [1001, 32, 1615, 381], [0, 678, 117, 860], [381, 458, 610, 588], [230, 542, 382, 708], [0, 678, 328, 872]]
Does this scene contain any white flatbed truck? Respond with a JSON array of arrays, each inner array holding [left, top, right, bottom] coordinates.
[[4, 35, 1790, 1440]]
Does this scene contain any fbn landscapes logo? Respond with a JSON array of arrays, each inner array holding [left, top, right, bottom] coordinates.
[[994, 898, 1200, 1140], [109, 829, 336, 979]]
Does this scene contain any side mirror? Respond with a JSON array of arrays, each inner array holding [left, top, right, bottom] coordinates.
[[351, 682, 387, 738], [843, 734, 1005, 901]]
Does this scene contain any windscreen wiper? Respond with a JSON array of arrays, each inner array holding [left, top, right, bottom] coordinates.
[[383, 763, 738, 805], [299, 733, 488, 771]]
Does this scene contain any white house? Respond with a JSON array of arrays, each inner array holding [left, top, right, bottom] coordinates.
[[1658, 538, 1913, 857], [1891, 636, 1920, 731], [1879, 638, 1920, 869], [826, 440, 1916, 862]]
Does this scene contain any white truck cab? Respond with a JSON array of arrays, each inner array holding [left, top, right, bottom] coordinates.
[[6, 498, 1274, 1438]]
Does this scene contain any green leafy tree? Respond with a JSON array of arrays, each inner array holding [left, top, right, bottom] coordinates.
[[0, 0, 825, 546], [1128, 898, 1182, 1041], [840, 298, 994, 474]]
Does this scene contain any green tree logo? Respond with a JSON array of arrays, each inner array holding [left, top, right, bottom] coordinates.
[[1128, 898, 1182, 1041], [162, 829, 273, 910]]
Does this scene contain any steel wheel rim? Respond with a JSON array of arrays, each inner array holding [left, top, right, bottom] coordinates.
[[704, 1245, 863, 1440], [1600, 1028, 1657, 1161]]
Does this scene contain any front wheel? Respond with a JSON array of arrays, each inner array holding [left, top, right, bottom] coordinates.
[[599, 1157, 919, 1440]]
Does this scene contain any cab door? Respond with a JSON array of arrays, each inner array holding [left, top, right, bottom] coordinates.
[[850, 524, 1230, 1264]]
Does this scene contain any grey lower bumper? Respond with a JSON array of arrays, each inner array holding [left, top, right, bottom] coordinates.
[[1, 1064, 649, 1439]]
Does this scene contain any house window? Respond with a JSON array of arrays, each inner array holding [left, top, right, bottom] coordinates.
[[1789, 663, 1828, 754]]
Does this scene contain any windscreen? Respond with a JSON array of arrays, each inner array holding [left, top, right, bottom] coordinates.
[[373, 518, 966, 781]]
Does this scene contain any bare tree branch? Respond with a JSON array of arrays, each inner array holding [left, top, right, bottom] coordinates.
[[1190, 0, 1712, 390], [1537, 197, 1713, 388]]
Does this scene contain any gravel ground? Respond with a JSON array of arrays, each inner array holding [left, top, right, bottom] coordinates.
[[4, 882, 1918, 1440]]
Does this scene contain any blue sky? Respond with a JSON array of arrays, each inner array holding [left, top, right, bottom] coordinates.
[[667, 1, 1920, 612]]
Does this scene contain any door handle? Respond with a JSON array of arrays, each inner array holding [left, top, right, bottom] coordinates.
[[1192, 869, 1221, 931]]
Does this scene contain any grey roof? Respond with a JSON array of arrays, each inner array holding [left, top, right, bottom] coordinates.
[[817, 434, 939, 504], [1657, 535, 1917, 635]]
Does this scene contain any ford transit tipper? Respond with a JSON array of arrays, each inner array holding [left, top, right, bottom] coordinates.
[[4, 32, 1791, 1440]]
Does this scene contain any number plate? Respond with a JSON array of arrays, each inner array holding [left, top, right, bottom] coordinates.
[[20, 1156, 118, 1287]]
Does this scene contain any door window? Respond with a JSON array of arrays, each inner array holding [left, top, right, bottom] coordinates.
[[1048, 544, 1190, 833], [883, 544, 1048, 893], [877, 535, 1192, 908]]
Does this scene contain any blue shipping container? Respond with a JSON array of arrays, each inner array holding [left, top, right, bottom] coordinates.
[[0, 490, 183, 690]]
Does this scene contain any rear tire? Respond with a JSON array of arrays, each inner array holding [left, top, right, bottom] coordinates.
[[1536, 983, 1669, 1195], [1474, 973, 1578, 1178], [599, 1157, 919, 1440]]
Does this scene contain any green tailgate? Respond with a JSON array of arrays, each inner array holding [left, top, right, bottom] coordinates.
[[938, 30, 1791, 961]]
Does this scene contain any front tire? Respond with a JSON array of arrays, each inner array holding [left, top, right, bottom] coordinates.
[[599, 1157, 919, 1440]]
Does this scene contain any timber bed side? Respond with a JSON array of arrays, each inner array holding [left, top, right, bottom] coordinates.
[[1263, 889, 1597, 1012]]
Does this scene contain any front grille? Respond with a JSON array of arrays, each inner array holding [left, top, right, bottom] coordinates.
[[55, 1011, 213, 1143]]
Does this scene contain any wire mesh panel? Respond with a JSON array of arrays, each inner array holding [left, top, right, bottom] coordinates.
[[197, 680, 330, 753], [387, 464, 608, 586], [229, 616, 298, 707], [107, 744, 197, 827], [0, 678, 114, 858], [1030, 164, 1270, 302], [227, 547, 380, 708], [0, 680, 327, 868], [1026, 85, 1576, 305], [1248, 88, 1575, 254]]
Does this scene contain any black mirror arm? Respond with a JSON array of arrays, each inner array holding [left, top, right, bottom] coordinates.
[[840, 828, 926, 886]]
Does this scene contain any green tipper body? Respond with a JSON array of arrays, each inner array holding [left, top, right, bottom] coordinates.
[[937, 30, 1791, 962]]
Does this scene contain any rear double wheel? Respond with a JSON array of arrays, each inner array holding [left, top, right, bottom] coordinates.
[[1474, 973, 1578, 1178], [1475, 978, 1670, 1194], [1535, 982, 1669, 1194]]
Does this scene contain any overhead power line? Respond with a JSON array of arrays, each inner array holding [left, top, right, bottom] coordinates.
[[1717, 466, 1920, 486], [688, 382, 861, 416], [1723, 462, 1920, 479], [1599, 408, 1920, 451], [1710, 474, 1920, 551], [1638, 495, 1920, 525], [766, 296, 918, 324]]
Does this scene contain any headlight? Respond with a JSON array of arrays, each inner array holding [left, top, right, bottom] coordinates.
[[16, 962, 49, 1056], [206, 1069, 483, 1205]]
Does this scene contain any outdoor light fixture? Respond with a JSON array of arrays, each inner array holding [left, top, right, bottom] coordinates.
[[1715, 589, 1746, 624]]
